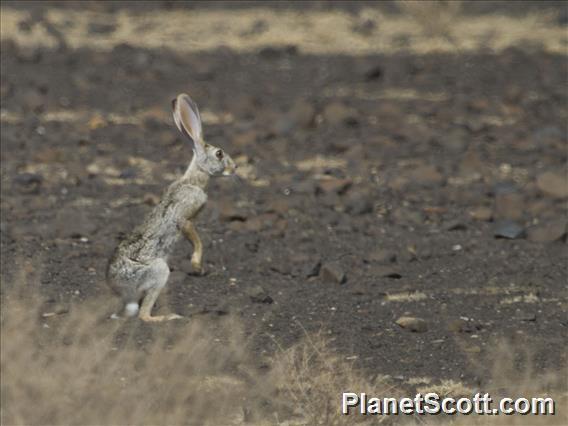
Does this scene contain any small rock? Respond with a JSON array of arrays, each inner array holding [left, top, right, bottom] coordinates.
[[373, 266, 402, 279], [469, 206, 493, 221], [493, 220, 525, 239], [441, 127, 468, 153], [287, 99, 316, 129], [533, 126, 563, 144], [268, 219, 288, 238], [392, 208, 425, 226], [14, 172, 42, 194], [514, 311, 537, 322], [388, 176, 409, 191], [536, 171, 568, 199], [21, 88, 44, 112], [350, 284, 367, 296], [244, 213, 278, 232], [448, 319, 469, 333], [323, 102, 358, 127], [247, 285, 273, 304], [305, 260, 321, 278], [396, 316, 428, 333], [408, 165, 444, 186], [294, 180, 317, 195], [320, 262, 346, 284], [329, 139, 351, 154], [444, 221, 467, 231], [55, 209, 98, 238], [494, 186, 524, 220], [458, 147, 484, 178], [317, 178, 352, 195], [219, 203, 247, 222], [14, 172, 43, 186], [366, 249, 396, 264], [527, 199, 553, 217], [527, 220, 567, 243], [465, 117, 486, 133], [119, 168, 137, 179], [362, 64, 382, 81], [265, 199, 290, 216], [88, 114, 106, 130], [345, 192, 373, 215]]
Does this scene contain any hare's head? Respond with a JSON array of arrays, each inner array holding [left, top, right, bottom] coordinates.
[[172, 93, 236, 176]]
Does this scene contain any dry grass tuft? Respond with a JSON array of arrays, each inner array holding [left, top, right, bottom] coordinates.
[[1, 270, 566, 425], [397, 0, 463, 41], [270, 330, 396, 425], [1, 297, 261, 425]]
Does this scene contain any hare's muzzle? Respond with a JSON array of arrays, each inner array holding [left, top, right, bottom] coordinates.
[[222, 157, 237, 176]]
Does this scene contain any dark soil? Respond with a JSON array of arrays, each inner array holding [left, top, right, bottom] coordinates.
[[1, 1, 567, 396]]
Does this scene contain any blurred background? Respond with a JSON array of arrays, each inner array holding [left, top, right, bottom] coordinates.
[[1, 1, 567, 425]]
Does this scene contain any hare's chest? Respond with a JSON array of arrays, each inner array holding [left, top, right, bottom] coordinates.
[[179, 186, 207, 219]]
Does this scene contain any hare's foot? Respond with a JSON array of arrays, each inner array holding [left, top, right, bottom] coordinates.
[[139, 313, 183, 322], [191, 257, 205, 275]]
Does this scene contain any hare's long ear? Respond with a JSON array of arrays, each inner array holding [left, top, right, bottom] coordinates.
[[172, 93, 204, 155]]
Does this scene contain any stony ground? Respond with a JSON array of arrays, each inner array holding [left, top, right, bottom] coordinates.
[[1, 0, 567, 417]]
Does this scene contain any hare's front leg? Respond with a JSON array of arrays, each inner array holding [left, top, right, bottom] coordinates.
[[138, 258, 182, 322], [182, 220, 204, 275]]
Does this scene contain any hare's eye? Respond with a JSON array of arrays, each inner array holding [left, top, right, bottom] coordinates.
[[216, 150, 224, 160]]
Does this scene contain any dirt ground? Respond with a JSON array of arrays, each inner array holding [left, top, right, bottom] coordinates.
[[1, 1, 567, 424]]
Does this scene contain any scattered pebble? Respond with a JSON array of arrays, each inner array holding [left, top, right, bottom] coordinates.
[[246, 285, 273, 304], [366, 249, 397, 264], [469, 206, 493, 221], [526, 220, 567, 243], [317, 178, 352, 195], [373, 266, 402, 279], [14, 172, 43, 186], [408, 165, 444, 187], [396, 316, 428, 333], [345, 192, 373, 215], [320, 262, 346, 284], [322, 102, 358, 127], [536, 171, 568, 199], [493, 220, 525, 239], [494, 186, 524, 221]]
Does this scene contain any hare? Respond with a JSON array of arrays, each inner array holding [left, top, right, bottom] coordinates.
[[107, 93, 236, 322]]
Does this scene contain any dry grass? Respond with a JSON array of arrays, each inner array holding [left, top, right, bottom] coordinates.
[[270, 329, 396, 425], [397, 0, 463, 41], [0, 267, 386, 426], [1, 4, 566, 54], [1, 299, 259, 425], [1, 267, 566, 425]]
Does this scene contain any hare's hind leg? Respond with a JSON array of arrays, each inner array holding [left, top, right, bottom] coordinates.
[[138, 258, 182, 322]]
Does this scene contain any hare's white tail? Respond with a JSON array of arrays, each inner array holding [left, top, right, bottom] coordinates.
[[124, 302, 139, 317], [110, 302, 139, 320]]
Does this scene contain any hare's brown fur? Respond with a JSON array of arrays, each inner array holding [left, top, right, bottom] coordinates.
[[106, 94, 235, 322]]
